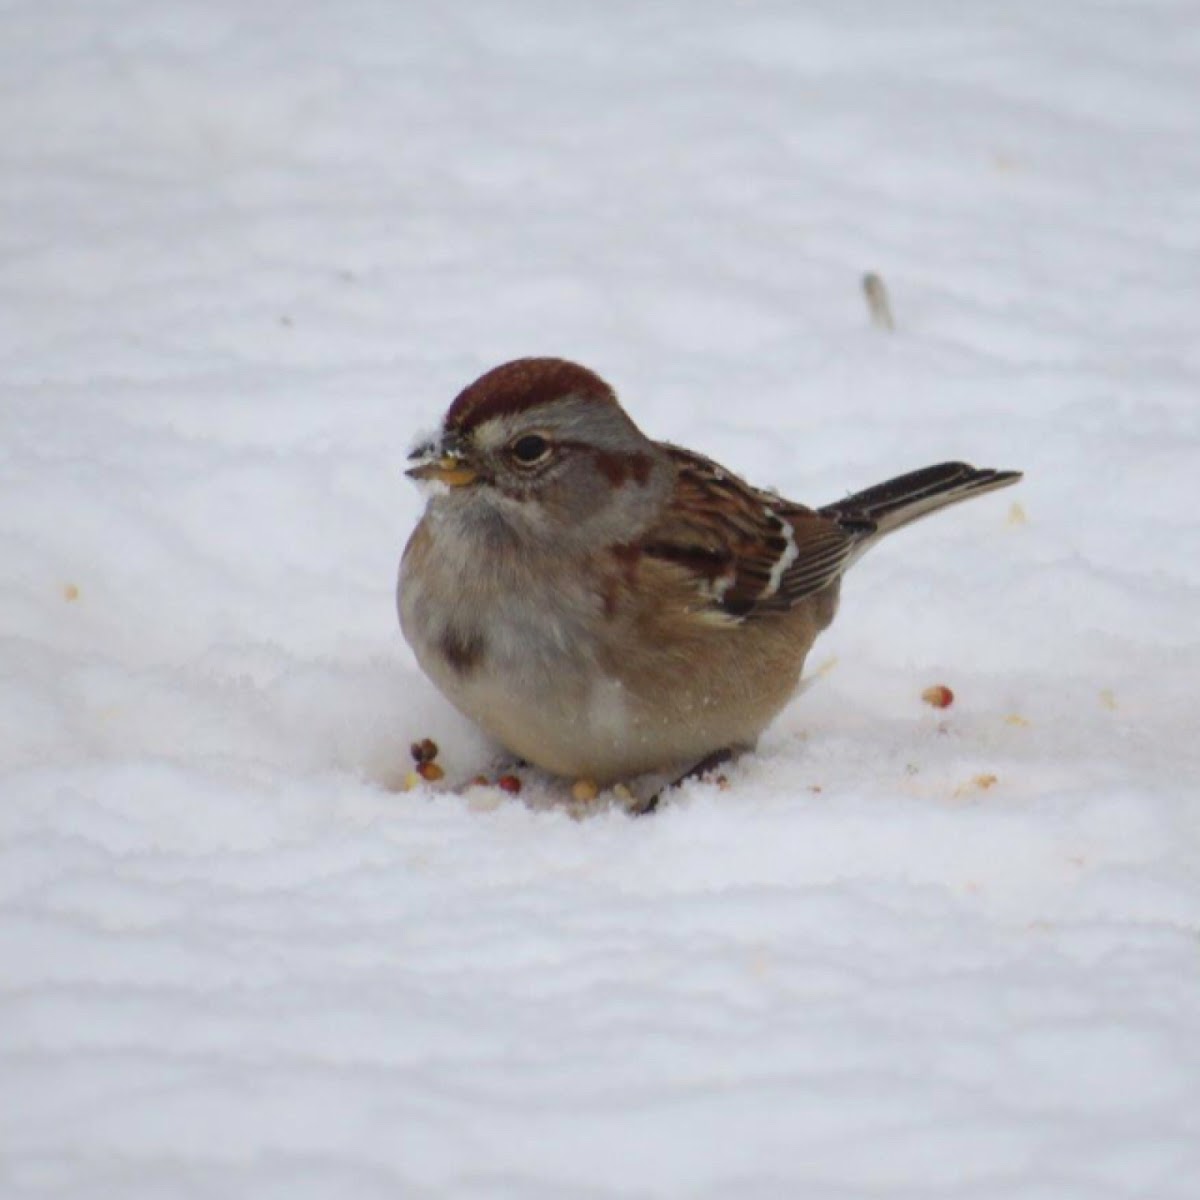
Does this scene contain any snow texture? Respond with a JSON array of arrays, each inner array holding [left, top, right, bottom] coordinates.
[[3, 2, 1200, 1196]]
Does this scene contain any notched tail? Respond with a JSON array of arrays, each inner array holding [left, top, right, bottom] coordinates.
[[820, 461, 1022, 541]]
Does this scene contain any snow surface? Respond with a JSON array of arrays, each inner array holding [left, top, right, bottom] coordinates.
[[4, 2, 1200, 1196]]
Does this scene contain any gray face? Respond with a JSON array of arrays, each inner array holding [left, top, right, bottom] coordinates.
[[408, 391, 672, 552]]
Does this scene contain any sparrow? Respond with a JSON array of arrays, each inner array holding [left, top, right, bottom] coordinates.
[[398, 357, 1020, 797]]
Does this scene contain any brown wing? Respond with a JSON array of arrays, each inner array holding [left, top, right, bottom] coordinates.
[[641, 446, 871, 621]]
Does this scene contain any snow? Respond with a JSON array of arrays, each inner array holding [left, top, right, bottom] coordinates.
[[3, 1, 1200, 1196]]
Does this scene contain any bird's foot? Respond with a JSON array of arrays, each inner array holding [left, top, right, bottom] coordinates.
[[629, 746, 741, 817]]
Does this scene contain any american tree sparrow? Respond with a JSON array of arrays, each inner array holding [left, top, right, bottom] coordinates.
[[399, 358, 1020, 800]]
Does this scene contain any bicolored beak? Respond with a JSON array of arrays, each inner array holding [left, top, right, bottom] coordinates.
[[406, 449, 478, 488]]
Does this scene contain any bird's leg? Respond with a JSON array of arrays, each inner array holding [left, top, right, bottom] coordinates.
[[629, 747, 739, 817]]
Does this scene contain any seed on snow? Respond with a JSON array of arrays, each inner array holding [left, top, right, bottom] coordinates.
[[571, 778, 599, 803], [410, 738, 439, 764]]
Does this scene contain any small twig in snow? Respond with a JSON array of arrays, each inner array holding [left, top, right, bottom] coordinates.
[[862, 272, 895, 332]]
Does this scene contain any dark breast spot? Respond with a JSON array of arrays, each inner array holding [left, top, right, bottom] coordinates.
[[440, 626, 485, 675]]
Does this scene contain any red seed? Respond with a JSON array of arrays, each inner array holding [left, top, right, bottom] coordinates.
[[921, 684, 955, 709], [496, 774, 522, 795], [417, 761, 444, 782]]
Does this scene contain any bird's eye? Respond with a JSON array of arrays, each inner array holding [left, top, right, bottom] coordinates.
[[509, 434, 550, 466]]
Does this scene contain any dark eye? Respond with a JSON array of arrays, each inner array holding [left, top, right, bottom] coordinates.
[[510, 434, 550, 465]]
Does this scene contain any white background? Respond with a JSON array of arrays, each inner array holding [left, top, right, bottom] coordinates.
[[3, 2, 1199, 1196]]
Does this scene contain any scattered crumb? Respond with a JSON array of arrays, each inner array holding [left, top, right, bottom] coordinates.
[[922, 684, 955, 709], [401, 771, 422, 792], [1099, 689, 1117, 711], [1005, 713, 1031, 727], [954, 773, 999, 798], [62, 584, 79, 602], [1008, 501, 1028, 525], [410, 738, 439, 765], [571, 778, 599, 803]]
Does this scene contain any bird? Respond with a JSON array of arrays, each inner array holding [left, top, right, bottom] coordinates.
[[398, 357, 1020, 801]]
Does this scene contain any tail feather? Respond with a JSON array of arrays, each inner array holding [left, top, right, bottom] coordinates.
[[820, 462, 1022, 542]]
